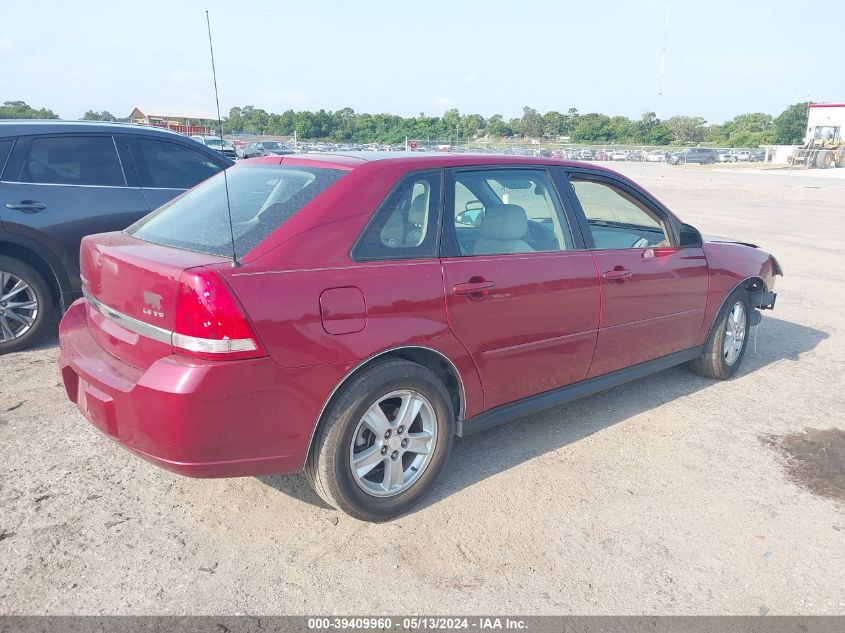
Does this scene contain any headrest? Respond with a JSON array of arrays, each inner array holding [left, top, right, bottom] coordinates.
[[408, 193, 427, 224], [479, 204, 528, 240]]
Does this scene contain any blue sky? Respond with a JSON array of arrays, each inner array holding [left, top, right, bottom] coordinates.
[[1, 0, 842, 123]]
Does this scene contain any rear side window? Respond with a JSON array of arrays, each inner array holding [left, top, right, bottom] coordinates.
[[0, 140, 14, 179], [351, 171, 442, 261], [127, 165, 346, 258], [450, 169, 573, 256], [20, 136, 125, 186], [132, 138, 223, 189]]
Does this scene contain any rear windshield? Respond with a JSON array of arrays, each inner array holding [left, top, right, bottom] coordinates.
[[127, 165, 346, 258]]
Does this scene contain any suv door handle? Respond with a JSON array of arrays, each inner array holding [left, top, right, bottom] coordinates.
[[602, 269, 632, 281], [453, 279, 495, 296], [6, 201, 46, 213]]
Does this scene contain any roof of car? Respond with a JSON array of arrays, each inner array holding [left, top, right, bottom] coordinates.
[[263, 151, 622, 175], [0, 119, 191, 139]]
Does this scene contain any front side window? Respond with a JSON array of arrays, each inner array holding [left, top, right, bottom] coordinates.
[[20, 136, 125, 186], [569, 177, 669, 249], [352, 171, 442, 261], [450, 169, 573, 256], [133, 138, 222, 189], [128, 165, 346, 258]]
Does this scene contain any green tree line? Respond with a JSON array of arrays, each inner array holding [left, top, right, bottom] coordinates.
[[1, 100, 809, 147]]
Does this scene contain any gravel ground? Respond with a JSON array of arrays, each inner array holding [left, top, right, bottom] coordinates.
[[1, 162, 843, 615]]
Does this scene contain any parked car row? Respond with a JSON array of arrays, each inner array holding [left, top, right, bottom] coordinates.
[[210, 138, 770, 168]]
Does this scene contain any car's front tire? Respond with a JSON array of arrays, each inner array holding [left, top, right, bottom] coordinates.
[[305, 359, 455, 522], [688, 288, 751, 380], [0, 256, 54, 354]]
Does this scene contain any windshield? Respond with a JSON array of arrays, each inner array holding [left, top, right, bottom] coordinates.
[[263, 141, 282, 149], [127, 165, 346, 258]]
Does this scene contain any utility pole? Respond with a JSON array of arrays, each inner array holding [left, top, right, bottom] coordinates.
[[656, 0, 671, 120]]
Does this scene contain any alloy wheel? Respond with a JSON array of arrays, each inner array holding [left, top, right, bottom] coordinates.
[[349, 389, 438, 497], [0, 271, 39, 342], [722, 301, 747, 366]]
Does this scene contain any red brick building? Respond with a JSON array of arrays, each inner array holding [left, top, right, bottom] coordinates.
[[129, 107, 216, 136]]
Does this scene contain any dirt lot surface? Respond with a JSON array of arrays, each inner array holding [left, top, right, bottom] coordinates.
[[1, 162, 843, 615]]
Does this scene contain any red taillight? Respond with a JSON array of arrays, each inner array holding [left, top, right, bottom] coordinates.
[[173, 269, 265, 361]]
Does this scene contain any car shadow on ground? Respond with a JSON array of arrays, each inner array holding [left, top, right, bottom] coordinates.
[[30, 334, 59, 352], [259, 316, 828, 515]]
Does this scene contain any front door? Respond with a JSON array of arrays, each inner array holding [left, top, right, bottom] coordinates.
[[564, 172, 709, 377], [440, 167, 600, 410]]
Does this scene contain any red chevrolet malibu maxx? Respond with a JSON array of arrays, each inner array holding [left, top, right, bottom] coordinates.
[[58, 153, 780, 521]]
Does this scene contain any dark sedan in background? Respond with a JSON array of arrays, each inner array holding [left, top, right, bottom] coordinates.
[[0, 121, 232, 353], [668, 147, 718, 165]]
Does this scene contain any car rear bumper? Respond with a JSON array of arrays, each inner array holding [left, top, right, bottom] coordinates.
[[58, 300, 315, 478]]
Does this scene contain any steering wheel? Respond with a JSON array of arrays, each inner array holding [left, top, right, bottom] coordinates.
[[632, 237, 650, 249]]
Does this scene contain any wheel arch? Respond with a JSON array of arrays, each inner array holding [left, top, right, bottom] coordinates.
[[703, 276, 766, 345], [306, 346, 466, 459], [0, 235, 68, 308]]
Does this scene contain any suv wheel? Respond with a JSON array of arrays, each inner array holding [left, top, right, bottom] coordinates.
[[306, 359, 455, 521], [0, 256, 54, 354]]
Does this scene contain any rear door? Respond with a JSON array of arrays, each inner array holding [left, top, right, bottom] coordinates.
[[562, 170, 708, 377], [126, 136, 226, 210], [440, 167, 600, 410], [0, 134, 150, 290]]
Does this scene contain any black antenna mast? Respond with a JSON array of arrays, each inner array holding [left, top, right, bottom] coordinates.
[[205, 10, 239, 268]]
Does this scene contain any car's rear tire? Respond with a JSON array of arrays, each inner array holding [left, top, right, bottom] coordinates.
[[688, 288, 751, 380], [305, 359, 455, 522], [0, 256, 54, 354]]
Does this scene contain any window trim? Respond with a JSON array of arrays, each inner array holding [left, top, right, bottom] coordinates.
[[0, 138, 16, 181], [441, 165, 582, 259], [558, 168, 681, 249], [10, 133, 129, 188], [349, 169, 444, 263]]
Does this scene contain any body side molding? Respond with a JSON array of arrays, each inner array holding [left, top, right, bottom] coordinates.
[[458, 346, 703, 437]]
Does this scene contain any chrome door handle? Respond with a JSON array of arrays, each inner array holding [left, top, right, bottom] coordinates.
[[453, 280, 495, 296], [602, 269, 632, 281], [6, 201, 46, 213]]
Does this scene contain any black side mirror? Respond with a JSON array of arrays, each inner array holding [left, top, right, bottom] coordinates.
[[679, 222, 703, 247]]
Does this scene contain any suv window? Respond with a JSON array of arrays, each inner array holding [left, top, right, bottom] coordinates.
[[570, 177, 669, 249], [0, 140, 14, 179], [128, 165, 345, 258], [451, 169, 572, 256], [352, 171, 442, 261], [133, 138, 222, 189], [20, 136, 125, 186]]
